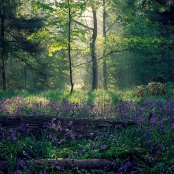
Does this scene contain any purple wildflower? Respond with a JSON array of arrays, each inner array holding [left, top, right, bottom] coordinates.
[[14, 170, 22, 174], [146, 139, 153, 144], [118, 162, 132, 173]]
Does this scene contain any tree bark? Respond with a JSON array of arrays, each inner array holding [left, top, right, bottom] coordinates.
[[91, 8, 98, 90], [68, 0, 74, 95], [34, 158, 115, 171], [0, 0, 6, 91], [0, 115, 136, 137], [103, 0, 107, 90], [24, 65, 27, 90], [0, 158, 116, 172], [72, 7, 98, 90]]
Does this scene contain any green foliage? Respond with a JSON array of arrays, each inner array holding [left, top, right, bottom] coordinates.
[[1, 0, 174, 93], [134, 82, 167, 97], [133, 85, 147, 97], [106, 0, 174, 89]]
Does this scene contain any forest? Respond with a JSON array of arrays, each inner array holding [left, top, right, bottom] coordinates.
[[0, 0, 174, 92], [0, 0, 174, 173]]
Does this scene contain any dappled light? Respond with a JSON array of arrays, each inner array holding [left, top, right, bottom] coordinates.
[[1, 0, 174, 173]]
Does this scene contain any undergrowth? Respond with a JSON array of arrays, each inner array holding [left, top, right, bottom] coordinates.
[[0, 88, 174, 173]]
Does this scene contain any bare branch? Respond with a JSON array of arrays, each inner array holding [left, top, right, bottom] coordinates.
[[73, 48, 129, 67], [17, 56, 51, 77], [72, 19, 94, 30], [106, 16, 121, 33]]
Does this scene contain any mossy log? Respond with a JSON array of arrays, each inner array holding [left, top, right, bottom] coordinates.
[[0, 158, 116, 172], [0, 115, 136, 136], [33, 158, 115, 171], [0, 148, 161, 172]]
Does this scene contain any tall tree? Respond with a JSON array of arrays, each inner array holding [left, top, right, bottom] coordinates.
[[90, 7, 98, 90], [0, 0, 6, 90], [141, 0, 174, 82], [72, 2, 98, 90], [33, 0, 89, 90], [67, 0, 74, 94], [0, 0, 44, 90], [102, 0, 107, 90]]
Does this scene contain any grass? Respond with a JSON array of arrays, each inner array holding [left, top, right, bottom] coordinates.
[[0, 89, 133, 103], [0, 89, 174, 173]]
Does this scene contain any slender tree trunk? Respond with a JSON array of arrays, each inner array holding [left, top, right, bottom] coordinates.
[[167, 50, 173, 82], [91, 8, 98, 90], [1, 0, 6, 91], [24, 65, 26, 90], [1, 56, 6, 91], [68, 0, 73, 94], [102, 0, 107, 90]]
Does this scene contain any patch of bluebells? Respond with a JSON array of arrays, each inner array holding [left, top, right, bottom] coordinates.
[[1, 96, 174, 129], [1, 96, 174, 132], [1, 96, 174, 172], [0, 97, 174, 121]]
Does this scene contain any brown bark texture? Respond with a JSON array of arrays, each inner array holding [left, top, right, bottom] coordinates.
[[0, 158, 115, 172], [91, 8, 98, 90], [1, 0, 6, 91], [0, 115, 135, 136]]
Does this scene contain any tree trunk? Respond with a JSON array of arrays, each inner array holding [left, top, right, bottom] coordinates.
[[34, 158, 115, 171], [91, 8, 98, 90], [0, 115, 136, 137], [1, 56, 6, 91], [0, 158, 116, 172], [1, 0, 6, 91], [68, 0, 74, 95], [103, 0, 107, 90], [24, 65, 27, 90]]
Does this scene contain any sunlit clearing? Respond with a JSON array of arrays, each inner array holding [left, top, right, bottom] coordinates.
[[24, 96, 50, 103]]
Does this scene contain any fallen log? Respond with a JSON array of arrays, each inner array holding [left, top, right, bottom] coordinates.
[[0, 148, 161, 172], [0, 115, 136, 136], [0, 158, 116, 172], [33, 158, 115, 171]]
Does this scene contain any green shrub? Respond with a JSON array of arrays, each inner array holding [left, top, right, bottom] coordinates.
[[134, 82, 167, 97]]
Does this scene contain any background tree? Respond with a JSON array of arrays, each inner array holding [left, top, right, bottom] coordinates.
[[0, 0, 6, 90], [67, 0, 73, 94], [102, 0, 107, 90], [0, 0, 44, 91], [72, 1, 99, 90], [33, 0, 89, 90]]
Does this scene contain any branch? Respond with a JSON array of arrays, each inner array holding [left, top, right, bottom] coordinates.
[[103, 49, 128, 57], [26, 48, 128, 71], [72, 19, 94, 30], [106, 16, 121, 33], [73, 48, 129, 67], [16, 56, 51, 77]]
